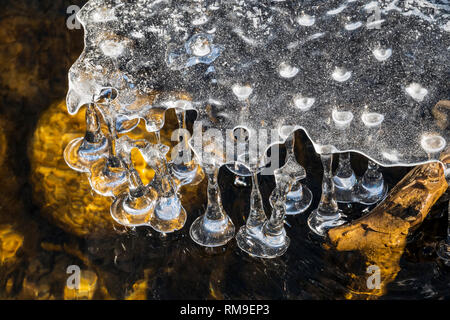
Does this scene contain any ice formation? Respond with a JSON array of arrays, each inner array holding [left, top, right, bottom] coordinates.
[[67, 0, 449, 169]]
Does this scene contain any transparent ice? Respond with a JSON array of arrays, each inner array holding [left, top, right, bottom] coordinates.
[[65, 0, 449, 256]]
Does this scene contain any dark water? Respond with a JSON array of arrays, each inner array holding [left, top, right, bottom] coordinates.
[[62, 141, 448, 300], [0, 0, 449, 300]]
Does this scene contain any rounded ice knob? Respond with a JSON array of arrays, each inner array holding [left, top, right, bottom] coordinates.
[[406, 83, 428, 102], [332, 110, 354, 128], [232, 84, 253, 101], [373, 48, 392, 61], [279, 62, 299, 78], [297, 14, 315, 26], [190, 35, 211, 57], [420, 134, 446, 155], [332, 67, 352, 82], [361, 112, 384, 127], [293, 94, 315, 111]]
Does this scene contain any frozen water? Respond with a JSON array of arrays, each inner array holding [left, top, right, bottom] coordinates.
[[99, 39, 125, 58], [344, 21, 363, 31], [406, 83, 429, 102], [279, 62, 300, 78], [297, 14, 315, 27], [332, 110, 354, 128], [420, 134, 447, 154], [372, 47, 393, 61], [361, 112, 385, 127], [232, 84, 253, 101], [332, 68, 352, 82], [293, 95, 315, 111], [68, 0, 450, 169]]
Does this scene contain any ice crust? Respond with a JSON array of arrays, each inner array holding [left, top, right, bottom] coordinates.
[[67, 0, 450, 167]]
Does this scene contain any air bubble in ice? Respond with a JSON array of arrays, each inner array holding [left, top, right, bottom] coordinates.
[[373, 48, 392, 61], [345, 21, 363, 31], [232, 84, 253, 101], [366, 19, 385, 29], [92, 8, 117, 23], [361, 112, 384, 127], [192, 15, 209, 26], [332, 67, 352, 82], [190, 35, 212, 57], [327, 5, 346, 15], [173, 100, 193, 110], [279, 62, 299, 78], [100, 40, 125, 58], [293, 94, 315, 111], [405, 83, 428, 102], [332, 109, 354, 127], [308, 32, 325, 40], [297, 14, 315, 26], [444, 21, 450, 32], [420, 134, 446, 154]]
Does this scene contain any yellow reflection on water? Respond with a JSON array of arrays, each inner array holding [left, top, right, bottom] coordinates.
[[64, 270, 98, 300], [30, 100, 206, 238], [0, 225, 23, 264], [30, 101, 156, 237]]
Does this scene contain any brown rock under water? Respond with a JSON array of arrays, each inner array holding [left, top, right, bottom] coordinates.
[[328, 157, 449, 299], [432, 100, 450, 130]]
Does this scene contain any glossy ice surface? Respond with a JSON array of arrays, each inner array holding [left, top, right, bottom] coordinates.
[[68, 0, 449, 167]]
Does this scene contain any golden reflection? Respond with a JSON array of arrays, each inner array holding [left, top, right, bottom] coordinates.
[[0, 225, 24, 264], [30, 101, 117, 237], [64, 270, 98, 300], [30, 100, 206, 237], [21, 278, 53, 300], [125, 269, 153, 300], [125, 280, 148, 300]]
